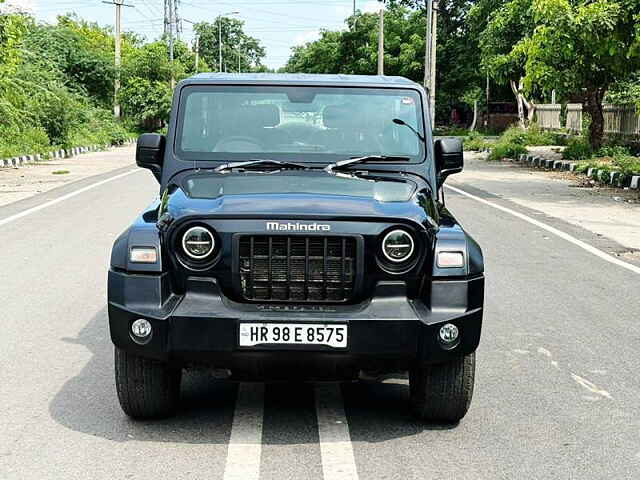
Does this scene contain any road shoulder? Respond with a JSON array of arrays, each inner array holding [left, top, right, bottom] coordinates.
[[0, 145, 137, 208], [453, 152, 640, 256]]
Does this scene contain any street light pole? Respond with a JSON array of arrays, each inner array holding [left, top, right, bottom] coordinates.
[[102, 0, 133, 118]]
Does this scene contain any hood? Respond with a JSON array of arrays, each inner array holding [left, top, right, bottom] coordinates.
[[162, 170, 438, 227]]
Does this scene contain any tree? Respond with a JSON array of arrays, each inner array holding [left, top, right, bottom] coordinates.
[[285, 7, 426, 80], [476, 0, 538, 128], [194, 17, 265, 72], [522, 0, 640, 149], [23, 15, 116, 106]]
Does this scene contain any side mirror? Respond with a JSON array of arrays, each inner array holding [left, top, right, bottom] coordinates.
[[434, 137, 463, 186], [136, 133, 166, 182]]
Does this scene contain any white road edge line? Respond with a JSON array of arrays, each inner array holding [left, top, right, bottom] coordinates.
[[0, 169, 139, 227], [223, 383, 265, 480], [316, 384, 359, 480], [445, 184, 640, 276]]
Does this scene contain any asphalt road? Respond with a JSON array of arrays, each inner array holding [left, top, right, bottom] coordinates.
[[1, 157, 639, 479]]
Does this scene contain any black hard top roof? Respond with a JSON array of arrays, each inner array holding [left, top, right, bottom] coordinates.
[[179, 73, 425, 90]]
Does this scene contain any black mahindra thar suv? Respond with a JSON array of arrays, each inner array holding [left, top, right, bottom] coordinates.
[[108, 74, 484, 422]]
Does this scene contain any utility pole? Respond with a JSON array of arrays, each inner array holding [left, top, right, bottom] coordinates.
[[238, 49, 241, 73], [423, 0, 437, 128], [429, 2, 438, 128], [174, 0, 181, 40], [163, 0, 168, 35], [114, 0, 122, 118], [218, 16, 222, 72], [168, 0, 175, 88], [103, 0, 132, 118], [485, 71, 489, 128], [423, 0, 433, 89], [195, 35, 199, 73], [377, 1, 384, 75], [353, 0, 356, 16]]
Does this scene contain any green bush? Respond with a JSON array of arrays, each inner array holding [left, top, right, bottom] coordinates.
[[523, 123, 556, 145], [562, 137, 593, 160], [574, 154, 640, 185], [463, 131, 490, 151], [488, 141, 527, 161], [596, 145, 631, 158], [498, 124, 556, 147], [0, 124, 50, 158]]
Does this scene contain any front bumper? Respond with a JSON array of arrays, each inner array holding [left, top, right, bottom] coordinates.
[[108, 270, 483, 378]]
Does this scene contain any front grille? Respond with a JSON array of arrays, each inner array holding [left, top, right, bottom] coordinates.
[[238, 235, 357, 302]]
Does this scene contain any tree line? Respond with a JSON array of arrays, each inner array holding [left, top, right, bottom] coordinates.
[[0, 7, 266, 157], [284, 0, 640, 149]]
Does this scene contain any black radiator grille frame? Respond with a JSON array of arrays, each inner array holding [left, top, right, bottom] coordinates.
[[233, 233, 363, 304]]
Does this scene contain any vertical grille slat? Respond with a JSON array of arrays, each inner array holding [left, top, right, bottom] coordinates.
[[239, 235, 357, 303]]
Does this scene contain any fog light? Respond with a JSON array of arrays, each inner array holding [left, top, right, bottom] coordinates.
[[439, 323, 459, 345], [131, 319, 152, 339]]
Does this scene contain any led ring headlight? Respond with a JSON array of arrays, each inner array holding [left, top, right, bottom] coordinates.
[[182, 226, 215, 259], [382, 229, 415, 263]]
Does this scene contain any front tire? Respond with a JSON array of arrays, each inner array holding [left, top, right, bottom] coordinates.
[[114, 347, 181, 419], [409, 352, 475, 423]]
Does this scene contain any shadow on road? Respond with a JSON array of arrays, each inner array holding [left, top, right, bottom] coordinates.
[[49, 308, 454, 444]]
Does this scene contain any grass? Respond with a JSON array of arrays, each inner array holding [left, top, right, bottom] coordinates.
[[52, 170, 70, 175], [574, 152, 640, 186], [463, 131, 491, 152], [485, 124, 564, 161]]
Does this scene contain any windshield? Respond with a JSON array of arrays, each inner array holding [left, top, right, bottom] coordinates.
[[175, 85, 425, 163]]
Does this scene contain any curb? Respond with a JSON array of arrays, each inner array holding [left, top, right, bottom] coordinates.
[[0, 138, 136, 170], [513, 153, 640, 190]]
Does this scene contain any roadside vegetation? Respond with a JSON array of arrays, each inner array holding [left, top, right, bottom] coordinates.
[[0, 8, 266, 158], [476, 123, 564, 160], [564, 143, 640, 185]]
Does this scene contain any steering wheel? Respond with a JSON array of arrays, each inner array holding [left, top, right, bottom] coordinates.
[[213, 136, 264, 152]]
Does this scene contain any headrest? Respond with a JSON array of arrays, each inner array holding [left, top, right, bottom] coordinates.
[[323, 105, 351, 129], [234, 104, 280, 128]]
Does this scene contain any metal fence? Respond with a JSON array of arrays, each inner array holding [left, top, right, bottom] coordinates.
[[537, 103, 640, 137]]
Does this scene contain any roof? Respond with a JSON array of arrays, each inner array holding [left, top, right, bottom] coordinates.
[[181, 73, 423, 90]]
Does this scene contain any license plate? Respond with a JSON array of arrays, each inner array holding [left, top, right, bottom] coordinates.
[[239, 323, 347, 348]]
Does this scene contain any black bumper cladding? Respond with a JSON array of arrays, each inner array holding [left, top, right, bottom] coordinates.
[[108, 269, 484, 378]]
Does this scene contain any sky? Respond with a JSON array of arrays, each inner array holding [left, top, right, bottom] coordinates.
[[10, 0, 383, 69]]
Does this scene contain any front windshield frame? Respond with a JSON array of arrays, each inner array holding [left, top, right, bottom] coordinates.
[[173, 84, 427, 165]]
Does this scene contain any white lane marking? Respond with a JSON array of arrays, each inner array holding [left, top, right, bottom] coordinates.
[[445, 184, 640, 276], [0, 169, 139, 227], [570, 372, 612, 399], [223, 383, 265, 480], [315, 384, 359, 480]]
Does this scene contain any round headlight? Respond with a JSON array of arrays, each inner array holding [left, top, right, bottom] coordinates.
[[182, 226, 215, 259], [382, 229, 415, 263]]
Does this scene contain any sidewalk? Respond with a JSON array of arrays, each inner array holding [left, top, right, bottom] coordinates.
[[451, 152, 640, 252], [0, 145, 136, 208]]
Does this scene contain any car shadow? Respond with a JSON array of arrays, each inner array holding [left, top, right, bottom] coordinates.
[[49, 308, 456, 444]]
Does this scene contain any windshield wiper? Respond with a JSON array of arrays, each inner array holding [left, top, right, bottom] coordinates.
[[324, 155, 411, 173], [214, 159, 308, 173], [393, 118, 426, 142]]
